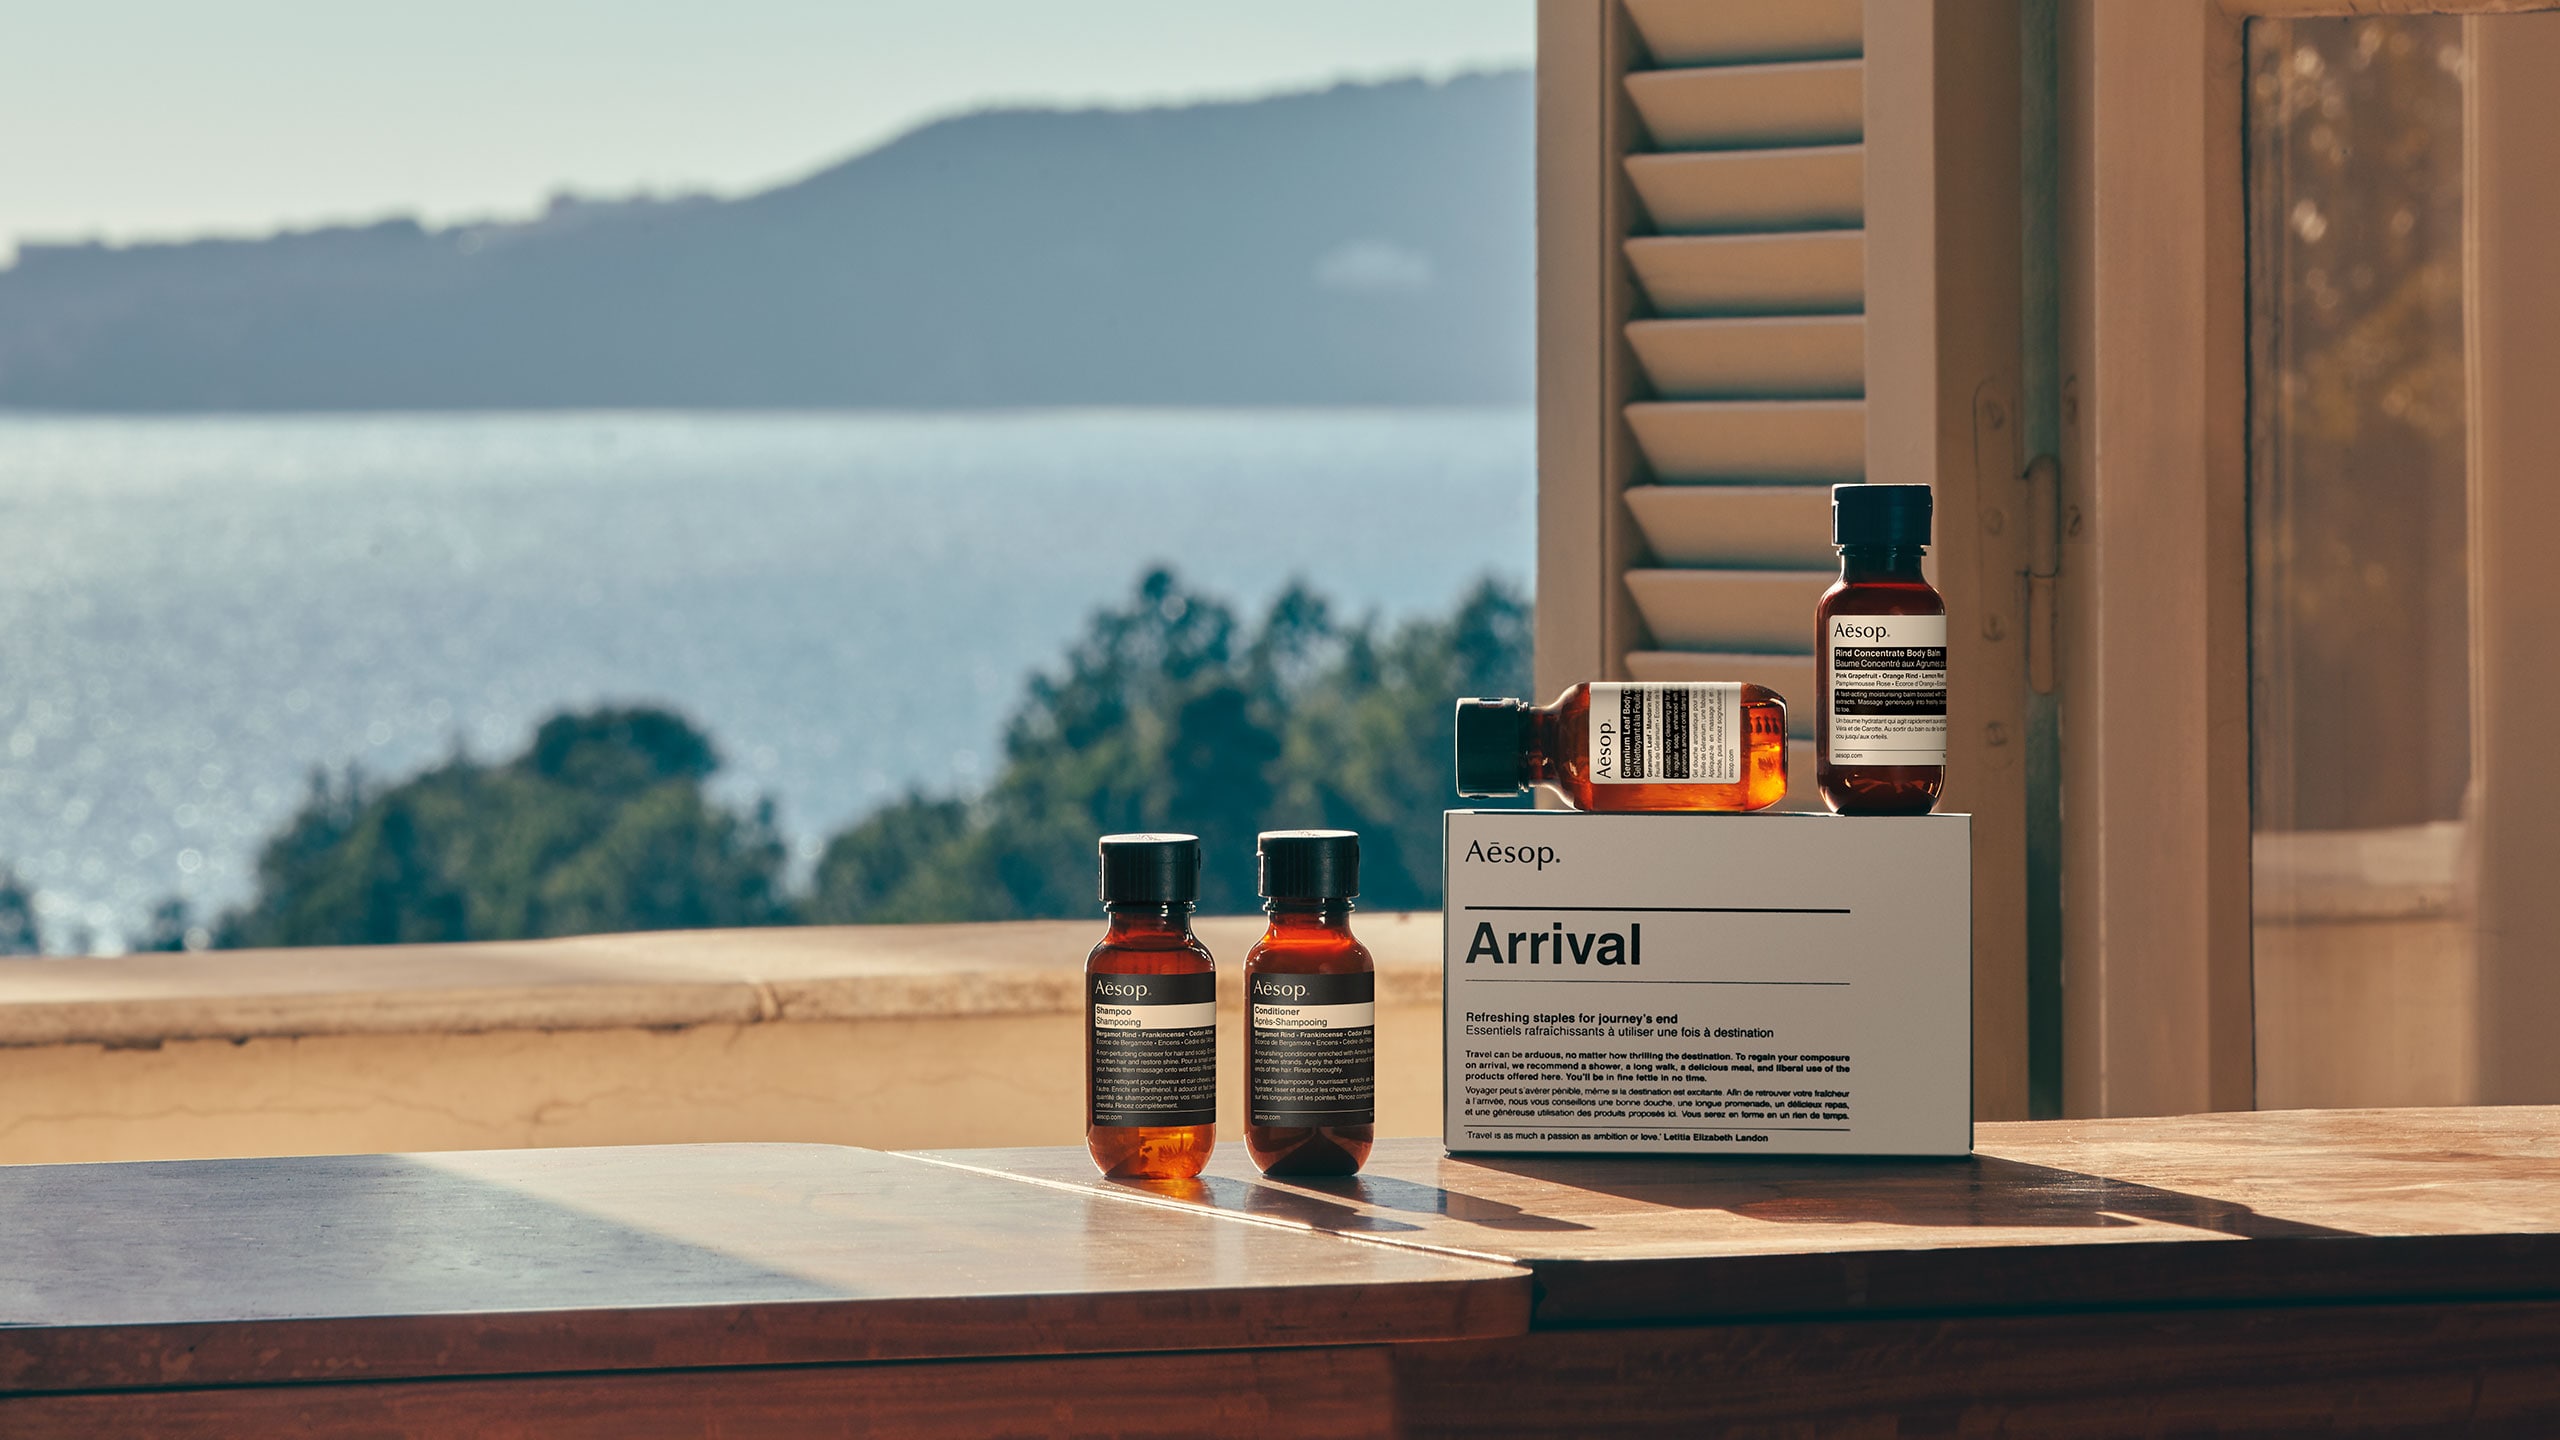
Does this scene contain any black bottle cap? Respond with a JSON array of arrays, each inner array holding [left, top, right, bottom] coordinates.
[[1098, 833, 1200, 905], [1454, 698, 1529, 798], [1259, 830, 1360, 900], [1833, 483, 1934, 547]]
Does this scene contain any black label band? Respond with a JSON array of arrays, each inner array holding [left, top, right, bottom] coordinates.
[[1246, 971, 1373, 1006], [1089, 971, 1217, 1006], [1248, 969, 1375, 1127], [1090, 967, 1217, 1128]]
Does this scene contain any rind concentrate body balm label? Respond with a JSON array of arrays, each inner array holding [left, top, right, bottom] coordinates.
[[1826, 614, 1948, 765], [1589, 681, 1741, 784], [1443, 810, 1972, 1157], [1248, 972, 1375, 1126], [1089, 972, 1217, 1127]]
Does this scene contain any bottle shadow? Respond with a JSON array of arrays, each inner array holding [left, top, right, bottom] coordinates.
[[1102, 1171, 1591, 1234], [1446, 1152, 2358, 1238], [1108, 1153, 2356, 1242]]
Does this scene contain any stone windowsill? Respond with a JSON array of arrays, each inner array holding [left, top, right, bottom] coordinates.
[[0, 913, 1446, 1050]]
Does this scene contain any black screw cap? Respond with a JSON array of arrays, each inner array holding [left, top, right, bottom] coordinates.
[[1454, 698, 1529, 798], [1258, 830, 1360, 901], [1833, 483, 1934, 547], [1099, 833, 1200, 905]]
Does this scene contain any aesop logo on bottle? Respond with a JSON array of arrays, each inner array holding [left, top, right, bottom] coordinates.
[[1091, 979, 1151, 1000]]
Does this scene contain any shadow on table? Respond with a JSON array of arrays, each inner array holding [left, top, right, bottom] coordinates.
[[1443, 1153, 2359, 1238], [1102, 1174, 1563, 1235], [1113, 1154, 2355, 1241]]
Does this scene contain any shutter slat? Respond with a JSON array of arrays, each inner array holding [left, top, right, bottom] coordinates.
[[1623, 569, 1832, 653], [1626, 147, 1863, 234], [1628, 316, 1863, 398], [1625, 60, 1862, 151], [1625, 651, 1818, 738], [1625, 484, 1836, 569], [1624, 233, 1864, 317], [1625, 400, 1863, 483], [1624, 0, 1862, 67]]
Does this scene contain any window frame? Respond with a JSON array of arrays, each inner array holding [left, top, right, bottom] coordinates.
[[2054, 0, 2560, 1115]]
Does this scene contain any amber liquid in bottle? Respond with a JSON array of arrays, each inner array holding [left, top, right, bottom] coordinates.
[[1816, 545, 1946, 815], [1085, 901, 1217, 1180], [1244, 898, 1374, 1176], [1458, 683, 1788, 812]]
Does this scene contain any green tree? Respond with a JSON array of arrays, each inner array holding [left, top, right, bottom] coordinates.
[[805, 568, 1530, 922], [802, 793, 972, 924], [1273, 579, 1533, 910], [134, 896, 202, 953], [0, 868, 39, 955], [206, 573, 1527, 946], [216, 706, 791, 946]]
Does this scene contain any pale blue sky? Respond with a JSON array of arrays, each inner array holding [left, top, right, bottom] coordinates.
[[0, 0, 1533, 259]]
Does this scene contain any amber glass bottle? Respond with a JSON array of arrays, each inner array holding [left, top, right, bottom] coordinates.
[[1086, 833, 1217, 1180], [1244, 830, 1373, 1176], [1816, 484, 1947, 815], [1455, 682, 1788, 812]]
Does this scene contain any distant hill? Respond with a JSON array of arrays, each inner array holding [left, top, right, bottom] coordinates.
[[0, 73, 1531, 411]]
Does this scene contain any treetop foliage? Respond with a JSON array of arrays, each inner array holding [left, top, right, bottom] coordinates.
[[807, 567, 1530, 923], [216, 707, 791, 948], [201, 568, 1529, 948]]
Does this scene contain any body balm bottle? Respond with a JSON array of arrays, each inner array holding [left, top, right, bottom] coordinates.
[[1816, 483, 1947, 815], [1086, 833, 1217, 1180], [1455, 683, 1788, 812]]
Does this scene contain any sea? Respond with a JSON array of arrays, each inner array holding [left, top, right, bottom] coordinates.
[[0, 409, 1533, 951]]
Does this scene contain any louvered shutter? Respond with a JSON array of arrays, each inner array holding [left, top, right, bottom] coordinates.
[[1535, 0, 2030, 1112], [1538, 0, 1867, 810]]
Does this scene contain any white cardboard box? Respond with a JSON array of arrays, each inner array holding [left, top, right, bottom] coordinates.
[[1442, 810, 1972, 1156]]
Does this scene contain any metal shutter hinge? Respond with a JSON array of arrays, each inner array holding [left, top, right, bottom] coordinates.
[[2024, 453, 2061, 694]]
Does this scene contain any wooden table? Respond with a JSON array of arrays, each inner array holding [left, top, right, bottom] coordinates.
[[7, 1109, 2560, 1435], [943, 1108, 2560, 1434], [0, 1144, 1526, 1437]]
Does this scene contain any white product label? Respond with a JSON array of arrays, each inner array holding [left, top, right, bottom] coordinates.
[[1251, 1002, 1375, 1031], [1249, 972, 1375, 1127], [1826, 614, 1947, 765], [1091, 1002, 1217, 1031], [1589, 682, 1741, 785]]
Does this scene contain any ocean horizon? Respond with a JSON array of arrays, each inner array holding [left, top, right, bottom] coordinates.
[[0, 407, 1532, 950]]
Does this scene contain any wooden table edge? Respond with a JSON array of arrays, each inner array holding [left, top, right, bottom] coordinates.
[[905, 1151, 2560, 1329], [0, 1148, 1533, 1397]]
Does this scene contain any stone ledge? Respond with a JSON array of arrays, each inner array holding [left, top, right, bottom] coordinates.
[[0, 913, 1446, 1049]]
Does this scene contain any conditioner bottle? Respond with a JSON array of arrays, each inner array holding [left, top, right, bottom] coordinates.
[[1244, 830, 1374, 1176]]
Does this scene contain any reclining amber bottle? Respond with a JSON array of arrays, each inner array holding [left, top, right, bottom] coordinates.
[[1085, 833, 1217, 1180], [1455, 683, 1788, 811]]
